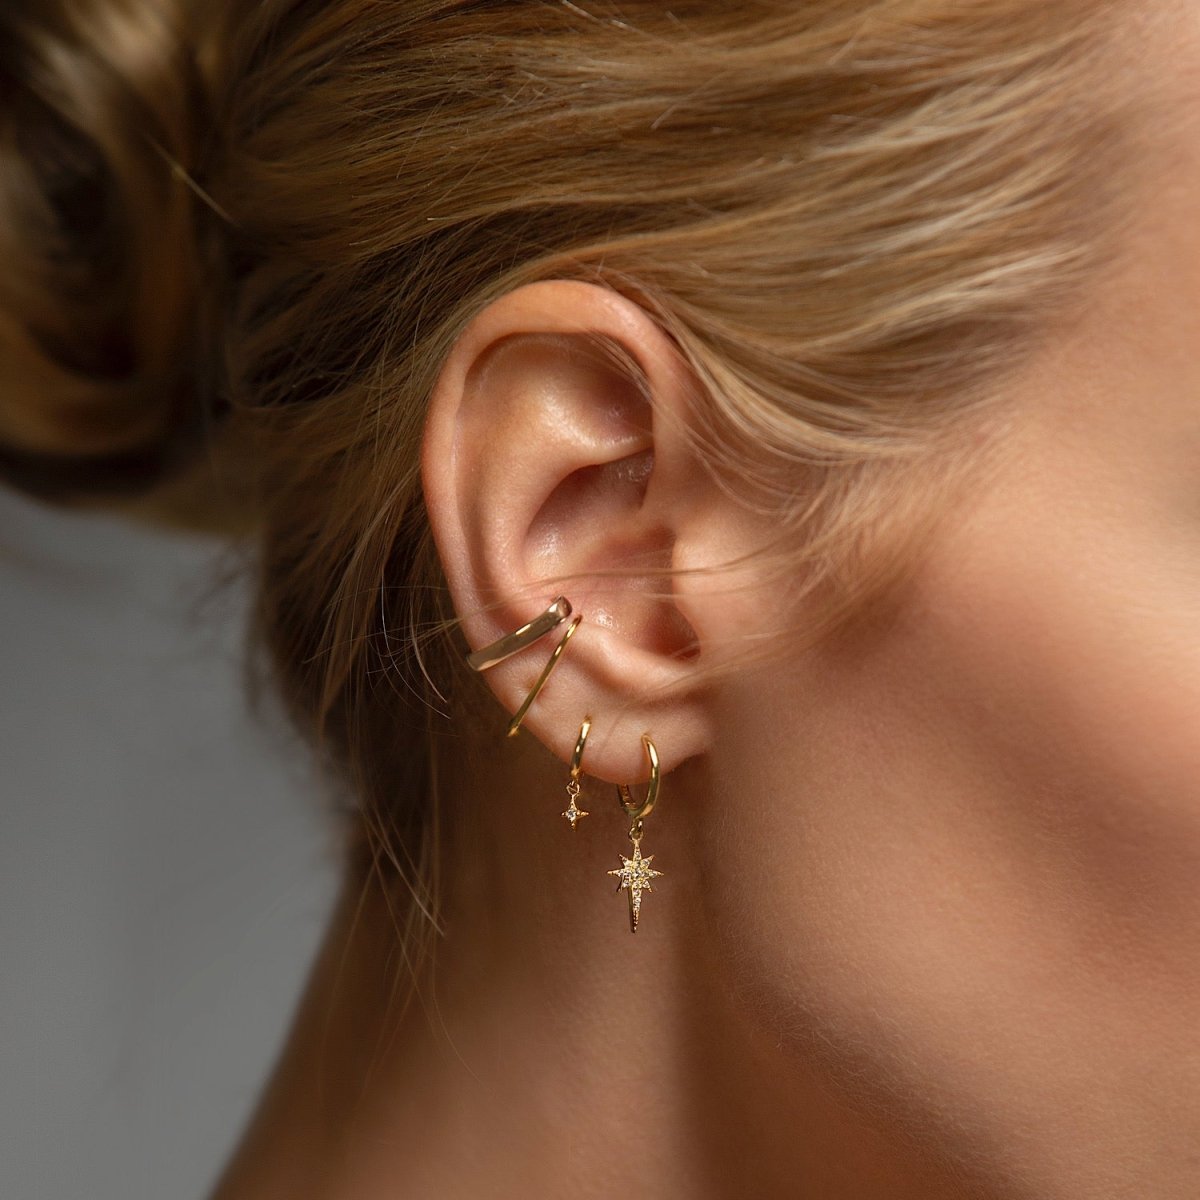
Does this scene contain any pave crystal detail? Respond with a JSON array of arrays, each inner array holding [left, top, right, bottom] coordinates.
[[608, 840, 662, 932]]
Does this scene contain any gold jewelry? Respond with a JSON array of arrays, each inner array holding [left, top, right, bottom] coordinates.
[[505, 614, 582, 738], [464, 595, 572, 672], [562, 716, 592, 828], [608, 734, 663, 933]]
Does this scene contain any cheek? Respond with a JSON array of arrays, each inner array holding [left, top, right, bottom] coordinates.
[[917, 451, 1200, 927], [698, 453, 1200, 1147]]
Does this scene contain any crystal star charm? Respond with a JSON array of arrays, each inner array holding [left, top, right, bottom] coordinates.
[[561, 794, 589, 827], [561, 779, 589, 828], [608, 839, 662, 933]]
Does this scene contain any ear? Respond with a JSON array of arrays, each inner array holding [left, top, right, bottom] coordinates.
[[421, 280, 742, 784]]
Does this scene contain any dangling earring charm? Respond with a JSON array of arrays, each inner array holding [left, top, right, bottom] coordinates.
[[608, 734, 663, 933], [562, 716, 592, 829]]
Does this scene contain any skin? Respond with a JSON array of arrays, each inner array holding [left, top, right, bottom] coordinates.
[[214, 10, 1200, 1198]]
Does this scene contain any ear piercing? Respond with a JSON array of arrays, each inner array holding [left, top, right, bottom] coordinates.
[[609, 734, 663, 933], [562, 716, 591, 828], [463, 595, 666, 932]]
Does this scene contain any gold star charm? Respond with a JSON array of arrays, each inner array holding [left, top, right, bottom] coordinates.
[[608, 839, 662, 933], [562, 795, 589, 827], [561, 779, 589, 828]]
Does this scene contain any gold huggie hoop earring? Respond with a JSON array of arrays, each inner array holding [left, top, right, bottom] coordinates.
[[609, 734, 663, 933], [562, 716, 592, 829], [505, 615, 582, 738], [465, 595, 572, 671]]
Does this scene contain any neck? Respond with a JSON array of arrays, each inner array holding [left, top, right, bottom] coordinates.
[[212, 745, 972, 1200]]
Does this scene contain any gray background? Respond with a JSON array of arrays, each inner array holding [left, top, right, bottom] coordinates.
[[0, 485, 341, 1200]]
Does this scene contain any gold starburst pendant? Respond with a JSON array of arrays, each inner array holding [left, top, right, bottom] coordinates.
[[610, 735, 664, 933], [608, 834, 662, 933]]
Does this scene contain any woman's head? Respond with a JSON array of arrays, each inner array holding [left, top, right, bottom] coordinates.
[[4, 2, 1198, 1175], [208, 0, 1147, 758]]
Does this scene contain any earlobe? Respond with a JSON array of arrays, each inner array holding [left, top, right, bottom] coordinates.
[[421, 280, 721, 782]]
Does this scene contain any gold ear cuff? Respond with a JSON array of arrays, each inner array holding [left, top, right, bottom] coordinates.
[[463, 594, 581, 737], [503, 615, 581, 738], [464, 595, 572, 671]]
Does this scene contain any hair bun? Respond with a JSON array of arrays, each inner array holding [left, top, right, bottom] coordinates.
[[0, 0, 214, 500]]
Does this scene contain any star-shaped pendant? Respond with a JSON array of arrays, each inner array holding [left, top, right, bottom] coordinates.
[[607, 841, 663, 933], [561, 795, 589, 827]]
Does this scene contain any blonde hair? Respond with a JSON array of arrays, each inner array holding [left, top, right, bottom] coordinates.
[[1, 0, 1137, 957]]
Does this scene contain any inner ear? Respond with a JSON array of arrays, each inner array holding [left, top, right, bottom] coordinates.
[[525, 448, 657, 572], [467, 329, 652, 429], [470, 329, 661, 570]]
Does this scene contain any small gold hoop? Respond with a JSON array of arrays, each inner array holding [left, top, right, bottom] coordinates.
[[505, 615, 583, 738], [616, 734, 659, 824], [465, 596, 571, 672], [570, 716, 592, 779]]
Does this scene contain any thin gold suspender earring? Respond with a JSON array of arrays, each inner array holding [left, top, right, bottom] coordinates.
[[462, 595, 582, 738], [562, 716, 592, 828], [504, 615, 581, 738], [609, 735, 663, 933]]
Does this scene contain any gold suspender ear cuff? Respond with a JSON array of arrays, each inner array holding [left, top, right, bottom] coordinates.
[[461, 596, 582, 738], [562, 716, 592, 828], [505, 614, 582, 738], [609, 735, 663, 933], [465, 596, 572, 672]]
